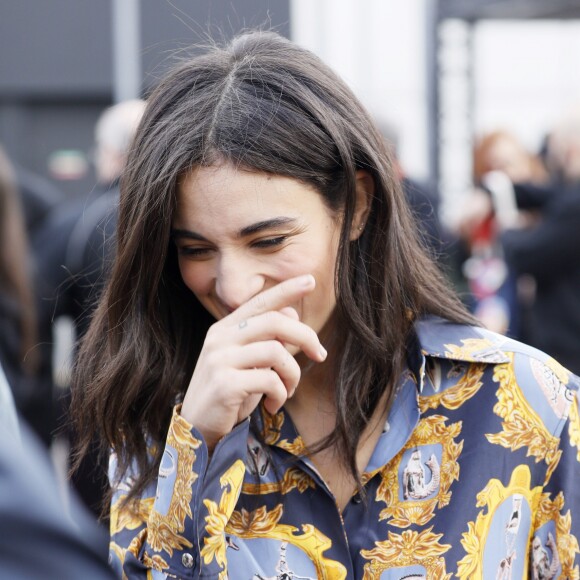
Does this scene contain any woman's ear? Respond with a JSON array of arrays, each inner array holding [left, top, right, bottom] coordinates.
[[350, 170, 374, 241]]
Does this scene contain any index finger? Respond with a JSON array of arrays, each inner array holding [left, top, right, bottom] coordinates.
[[231, 274, 315, 322]]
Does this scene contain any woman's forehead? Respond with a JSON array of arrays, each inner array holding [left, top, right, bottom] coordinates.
[[178, 164, 317, 206], [174, 163, 326, 230]]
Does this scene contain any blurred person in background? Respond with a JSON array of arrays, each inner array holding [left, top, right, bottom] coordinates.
[[455, 130, 548, 337], [0, 145, 48, 441], [34, 99, 146, 520], [15, 162, 64, 238], [0, 419, 115, 579], [499, 105, 580, 375], [35, 99, 146, 348], [473, 130, 547, 185], [0, 358, 113, 578], [457, 111, 580, 375], [0, 148, 113, 576]]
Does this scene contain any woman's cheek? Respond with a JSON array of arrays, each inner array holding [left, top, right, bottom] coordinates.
[[180, 261, 210, 295]]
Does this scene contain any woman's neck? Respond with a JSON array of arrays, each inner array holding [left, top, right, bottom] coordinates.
[[290, 336, 336, 404], [290, 314, 340, 409], [284, 349, 390, 513], [284, 339, 337, 445]]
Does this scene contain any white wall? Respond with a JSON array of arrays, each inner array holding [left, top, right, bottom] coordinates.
[[290, 2, 580, 203], [474, 20, 580, 152], [290, 0, 430, 181]]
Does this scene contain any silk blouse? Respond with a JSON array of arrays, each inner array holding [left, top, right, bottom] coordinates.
[[109, 318, 580, 579]]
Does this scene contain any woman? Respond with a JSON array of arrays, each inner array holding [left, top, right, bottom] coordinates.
[[72, 32, 580, 578], [457, 130, 549, 339], [0, 147, 38, 430]]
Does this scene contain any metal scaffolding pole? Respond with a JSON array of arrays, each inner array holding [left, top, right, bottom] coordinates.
[[436, 17, 475, 223], [425, 0, 440, 189], [111, 0, 141, 102]]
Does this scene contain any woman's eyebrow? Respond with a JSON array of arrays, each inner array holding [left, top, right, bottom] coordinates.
[[171, 229, 207, 241], [171, 217, 297, 242], [239, 217, 297, 237]]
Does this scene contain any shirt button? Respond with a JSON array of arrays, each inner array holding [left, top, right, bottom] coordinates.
[[352, 494, 362, 504], [182, 553, 194, 568]]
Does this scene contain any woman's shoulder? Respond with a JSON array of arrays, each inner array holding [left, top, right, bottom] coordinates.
[[417, 317, 577, 378], [416, 316, 580, 437]]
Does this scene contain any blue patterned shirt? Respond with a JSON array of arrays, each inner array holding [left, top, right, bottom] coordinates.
[[109, 318, 580, 579]]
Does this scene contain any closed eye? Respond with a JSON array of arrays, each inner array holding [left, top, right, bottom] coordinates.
[[252, 236, 287, 249], [177, 246, 212, 257]]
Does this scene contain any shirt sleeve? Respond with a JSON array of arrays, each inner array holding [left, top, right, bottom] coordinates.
[[534, 387, 580, 576], [109, 405, 249, 579]]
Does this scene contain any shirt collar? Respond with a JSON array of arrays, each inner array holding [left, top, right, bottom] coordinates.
[[414, 315, 511, 365], [255, 317, 510, 468]]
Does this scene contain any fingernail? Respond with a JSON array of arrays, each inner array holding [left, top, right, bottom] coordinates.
[[300, 274, 315, 288], [319, 345, 327, 360]]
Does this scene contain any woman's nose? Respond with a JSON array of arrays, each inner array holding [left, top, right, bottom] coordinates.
[[214, 259, 266, 311]]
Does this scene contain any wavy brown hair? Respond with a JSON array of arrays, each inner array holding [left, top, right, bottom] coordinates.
[[71, 31, 476, 504]]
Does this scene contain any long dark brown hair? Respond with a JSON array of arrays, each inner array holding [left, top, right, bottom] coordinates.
[[0, 146, 37, 373], [71, 31, 475, 504]]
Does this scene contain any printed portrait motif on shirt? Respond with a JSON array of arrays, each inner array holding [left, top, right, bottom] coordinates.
[[457, 465, 537, 578], [455, 463, 574, 579], [375, 415, 463, 528], [224, 503, 347, 579]]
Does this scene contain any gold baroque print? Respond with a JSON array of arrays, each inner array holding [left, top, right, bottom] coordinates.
[[568, 395, 580, 462], [419, 362, 486, 413], [226, 504, 347, 579], [110, 496, 155, 535], [201, 460, 246, 580], [533, 491, 580, 579], [109, 541, 129, 578], [110, 529, 157, 576], [456, 464, 542, 579], [260, 405, 307, 456], [485, 354, 562, 483], [375, 415, 463, 528], [242, 466, 315, 495], [146, 410, 202, 559], [443, 338, 507, 363], [142, 552, 170, 574], [128, 529, 147, 564], [277, 435, 307, 456], [360, 527, 451, 579], [260, 405, 285, 445]]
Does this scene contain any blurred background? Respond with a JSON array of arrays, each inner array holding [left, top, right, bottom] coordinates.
[[2, 0, 580, 212], [2, 0, 580, 535]]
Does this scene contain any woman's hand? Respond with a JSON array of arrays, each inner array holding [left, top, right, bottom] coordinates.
[[180, 274, 327, 450]]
